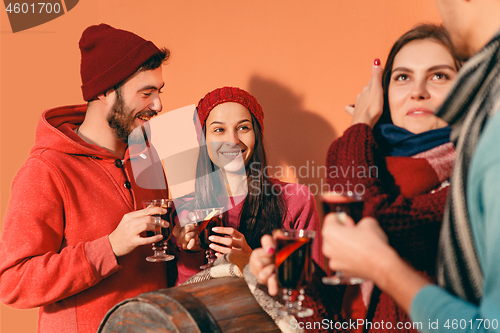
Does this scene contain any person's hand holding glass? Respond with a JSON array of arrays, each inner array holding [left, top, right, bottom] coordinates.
[[193, 207, 226, 269], [108, 202, 171, 260], [142, 199, 175, 262], [273, 229, 316, 318], [322, 214, 390, 285], [249, 230, 316, 318], [173, 207, 227, 269]]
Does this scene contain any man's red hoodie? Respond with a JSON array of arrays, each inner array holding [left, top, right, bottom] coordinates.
[[0, 105, 170, 332]]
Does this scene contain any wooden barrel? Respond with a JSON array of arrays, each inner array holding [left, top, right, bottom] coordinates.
[[98, 277, 280, 333]]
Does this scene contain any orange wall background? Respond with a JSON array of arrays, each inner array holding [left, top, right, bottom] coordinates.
[[0, 1, 441, 331]]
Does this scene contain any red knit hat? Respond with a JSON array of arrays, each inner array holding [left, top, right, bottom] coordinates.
[[79, 23, 161, 101], [195, 87, 264, 142]]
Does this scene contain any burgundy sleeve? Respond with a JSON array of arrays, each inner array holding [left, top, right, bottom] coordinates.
[[326, 124, 446, 273], [298, 262, 349, 332]]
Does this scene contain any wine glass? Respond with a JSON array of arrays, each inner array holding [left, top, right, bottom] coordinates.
[[142, 199, 175, 262], [193, 207, 226, 269], [273, 229, 315, 318], [321, 190, 365, 284]]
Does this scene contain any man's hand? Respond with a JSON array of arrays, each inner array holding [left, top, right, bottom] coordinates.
[[322, 213, 389, 279], [109, 206, 169, 257], [322, 213, 430, 313]]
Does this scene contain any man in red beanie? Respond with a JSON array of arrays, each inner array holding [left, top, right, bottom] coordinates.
[[0, 24, 172, 333]]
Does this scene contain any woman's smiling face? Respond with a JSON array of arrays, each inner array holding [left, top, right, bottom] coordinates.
[[205, 102, 255, 173], [388, 39, 458, 134]]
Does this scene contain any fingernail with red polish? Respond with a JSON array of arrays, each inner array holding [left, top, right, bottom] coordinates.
[[374, 58, 381, 66], [267, 247, 275, 255]]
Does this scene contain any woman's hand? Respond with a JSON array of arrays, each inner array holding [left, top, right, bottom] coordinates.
[[347, 58, 385, 128], [249, 235, 279, 296], [208, 227, 252, 255], [322, 213, 391, 281], [172, 212, 202, 252]]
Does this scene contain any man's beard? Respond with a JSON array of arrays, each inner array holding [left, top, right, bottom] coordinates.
[[107, 89, 135, 144]]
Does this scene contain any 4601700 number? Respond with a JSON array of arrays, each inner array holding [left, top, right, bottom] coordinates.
[[444, 319, 498, 330], [5, 3, 61, 14]]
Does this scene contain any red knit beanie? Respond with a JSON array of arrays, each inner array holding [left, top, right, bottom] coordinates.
[[79, 23, 161, 101], [195, 87, 264, 142]]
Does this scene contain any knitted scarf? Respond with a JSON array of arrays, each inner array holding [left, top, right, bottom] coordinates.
[[375, 124, 452, 157], [436, 29, 500, 304]]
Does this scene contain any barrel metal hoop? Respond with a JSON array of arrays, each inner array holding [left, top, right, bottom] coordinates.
[[97, 289, 223, 333], [164, 288, 223, 333]]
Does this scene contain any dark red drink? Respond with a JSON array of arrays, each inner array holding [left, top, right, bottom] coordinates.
[[275, 235, 312, 289], [198, 215, 225, 250], [142, 199, 175, 262], [143, 199, 173, 247], [322, 192, 364, 223], [153, 205, 173, 247]]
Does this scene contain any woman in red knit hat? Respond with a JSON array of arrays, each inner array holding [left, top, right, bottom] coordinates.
[[172, 86, 322, 285], [250, 24, 461, 332]]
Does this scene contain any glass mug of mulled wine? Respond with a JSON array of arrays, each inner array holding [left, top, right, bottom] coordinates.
[[321, 190, 365, 285], [193, 207, 226, 269], [273, 229, 315, 318], [142, 199, 175, 262]]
